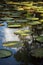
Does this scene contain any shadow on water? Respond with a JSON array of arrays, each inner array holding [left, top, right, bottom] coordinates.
[[14, 46, 43, 65], [14, 49, 31, 65]]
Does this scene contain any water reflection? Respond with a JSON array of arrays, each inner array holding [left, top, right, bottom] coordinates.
[[14, 48, 34, 65], [0, 22, 43, 65], [0, 22, 33, 65], [0, 22, 21, 65]]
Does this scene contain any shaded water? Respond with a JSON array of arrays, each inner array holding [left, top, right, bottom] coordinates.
[[0, 22, 33, 65]]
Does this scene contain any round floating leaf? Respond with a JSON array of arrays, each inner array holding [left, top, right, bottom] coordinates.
[[36, 36, 43, 43], [0, 49, 12, 58], [31, 48, 43, 58], [8, 24, 22, 28], [14, 30, 32, 35], [40, 19, 43, 23], [3, 41, 23, 48], [31, 18, 39, 21], [28, 21, 41, 26]]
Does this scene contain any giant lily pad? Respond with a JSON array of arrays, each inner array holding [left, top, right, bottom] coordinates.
[[36, 36, 43, 43], [6, 21, 15, 23], [6, 1, 19, 5], [40, 14, 43, 17], [24, 3, 32, 7], [23, 30, 33, 34], [23, 7, 31, 10], [14, 30, 32, 35], [14, 30, 24, 35], [3, 17, 13, 20], [3, 41, 23, 48], [27, 17, 39, 21], [37, 11, 43, 13], [40, 19, 43, 23], [20, 33, 30, 37], [31, 48, 43, 58], [28, 21, 41, 26], [16, 19, 28, 23], [17, 7, 24, 11], [0, 49, 12, 58], [8, 24, 22, 28]]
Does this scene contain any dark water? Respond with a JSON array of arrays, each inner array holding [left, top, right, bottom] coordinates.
[[0, 22, 34, 65]]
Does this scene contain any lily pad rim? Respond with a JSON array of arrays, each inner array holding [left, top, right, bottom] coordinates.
[[0, 49, 12, 59]]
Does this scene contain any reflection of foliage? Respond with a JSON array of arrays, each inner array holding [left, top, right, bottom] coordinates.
[[14, 47, 43, 65], [14, 48, 30, 63]]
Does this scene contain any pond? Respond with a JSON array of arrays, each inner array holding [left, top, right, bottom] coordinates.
[[0, 22, 34, 65]]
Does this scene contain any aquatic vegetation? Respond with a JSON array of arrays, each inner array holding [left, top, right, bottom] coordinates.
[[3, 41, 23, 48], [0, 49, 12, 58], [30, 48, 43, 58], [8, 24, 22, 28], [0, 1, 43, 65], [36, 36, 43, 43]]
